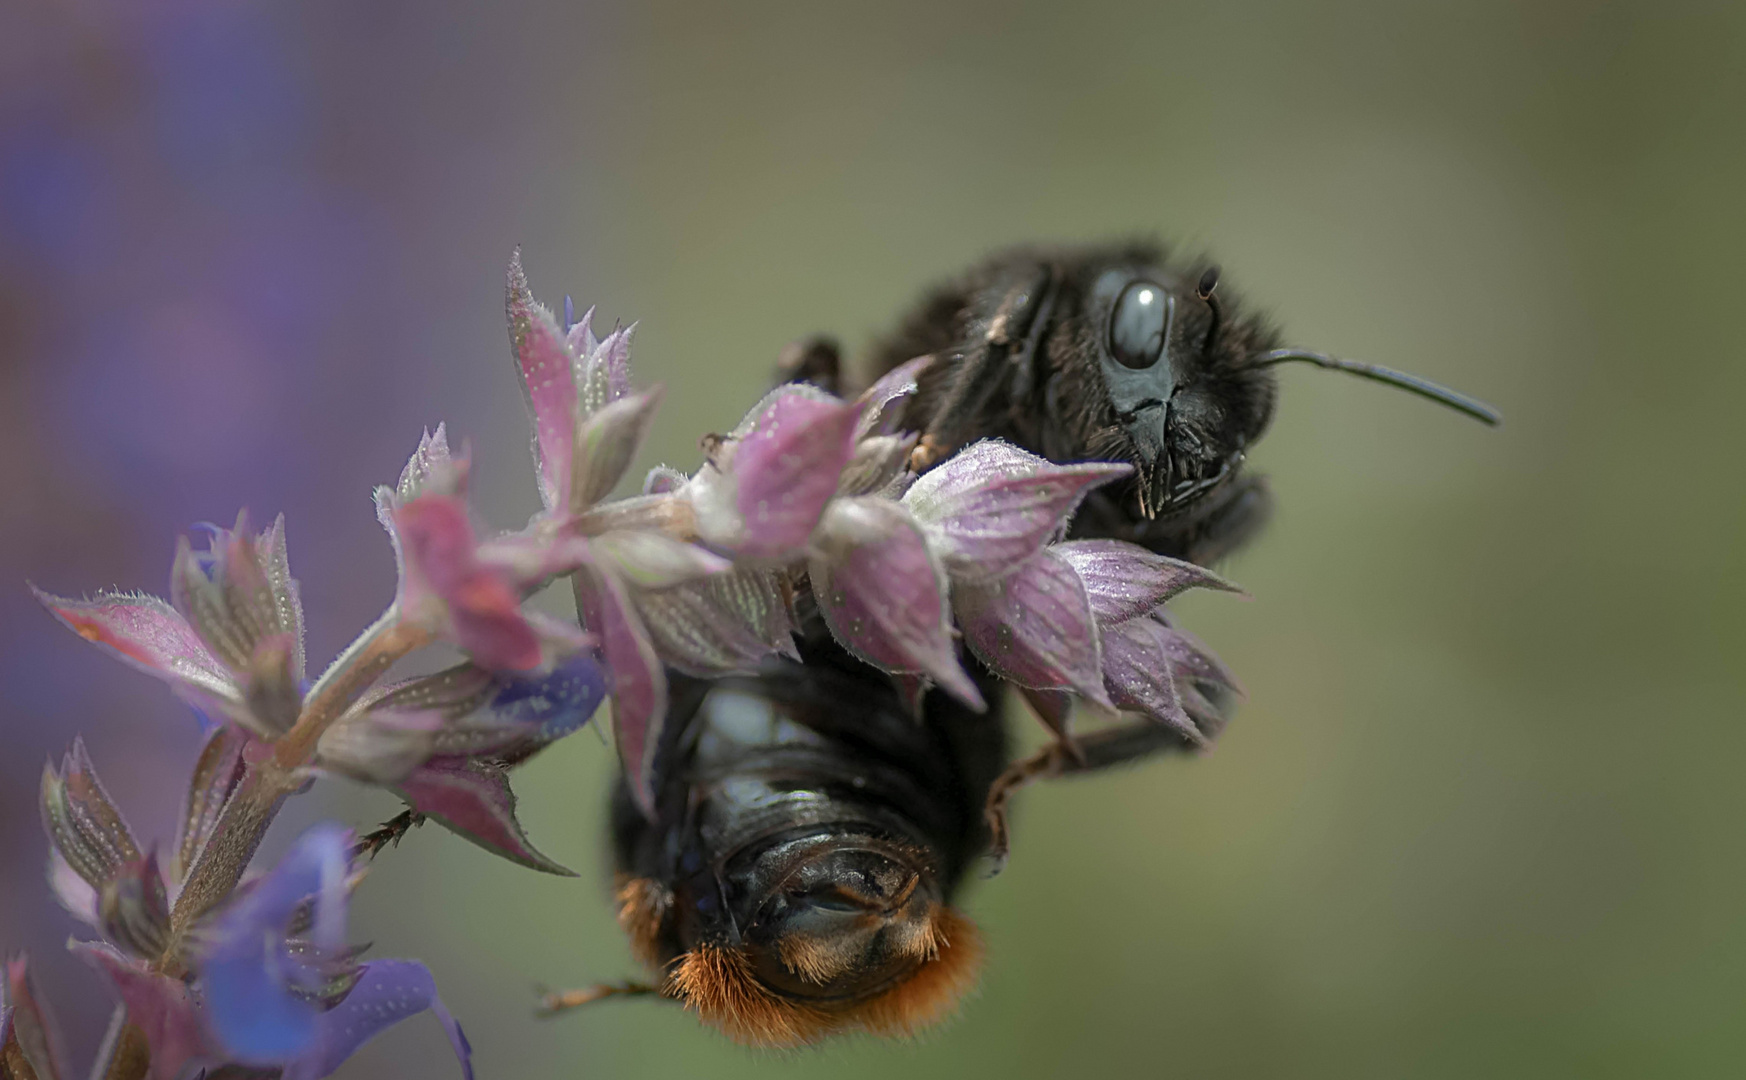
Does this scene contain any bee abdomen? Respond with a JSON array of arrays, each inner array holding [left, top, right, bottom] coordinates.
[[608, 626, 1005, 1046]]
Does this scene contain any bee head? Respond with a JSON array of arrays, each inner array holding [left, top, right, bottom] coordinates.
[[1051, 247, 1498, 520], [1056, 253, 1279, 520]]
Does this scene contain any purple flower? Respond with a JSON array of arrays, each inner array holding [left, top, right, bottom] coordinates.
[[371, 656, 608, 873], [681, 385, 865, 560], [199, 823, 473, 1079], [572, 551, 669, 816], [895, 440, 1132, 701], [810, 496, 983, 708], [505, 251, 653, 517], [32, 512, 306, 739], [1053, 539, 1244, 740]]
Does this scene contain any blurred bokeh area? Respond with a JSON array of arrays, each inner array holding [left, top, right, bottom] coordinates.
[[3, 1, 1744, 1076]]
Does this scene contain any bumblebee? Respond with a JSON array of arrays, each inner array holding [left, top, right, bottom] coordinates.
[[545, 242, 1497, 1045]]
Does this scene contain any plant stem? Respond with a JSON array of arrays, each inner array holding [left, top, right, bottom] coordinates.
[[568, 493, 696, 540], [155, 610, 431, 975], [274, 611, 431, 767]]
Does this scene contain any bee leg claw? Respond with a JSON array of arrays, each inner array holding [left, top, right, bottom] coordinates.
[[981, 742, 1071, 877]]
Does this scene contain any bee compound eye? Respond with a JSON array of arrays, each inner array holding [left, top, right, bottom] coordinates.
[[1109, 280, 1169, 369]]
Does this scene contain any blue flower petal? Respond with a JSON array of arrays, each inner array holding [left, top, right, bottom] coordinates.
[[200, 823, 351, 1062], [284, 960, 473, 1080], [484, 654, 608, 749]]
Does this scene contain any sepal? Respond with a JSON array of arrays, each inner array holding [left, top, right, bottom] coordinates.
[[73, 941, 208, 1080], [3, 955, 70, 1080], [684, 387, 862, 560], [97, 852, 172, 962], [174, 727, 249, 885], [397, 760, 573, 876], [40, 739, 141, 897], [572, 561, 666, 817], [810, 497, 982, 708], [904, 440, 1131, 582], [1054, 539, 1240, 624], [952, 548, 1109, 705], [506, 251, 579, 512], [31, 587, 238, 716], [569, 386, 664, 512]]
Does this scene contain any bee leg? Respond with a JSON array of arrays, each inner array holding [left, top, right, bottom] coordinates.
[[536, 980, 667, 1017], [775, 335, 843, 395], [982, 718, 1203, 875], [982, 741, 1067, 876], [350, 809, 425, 861], [917, 269, 1055, 464]]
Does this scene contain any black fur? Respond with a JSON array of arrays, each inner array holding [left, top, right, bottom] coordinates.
[[865, 241, 1283, 565]]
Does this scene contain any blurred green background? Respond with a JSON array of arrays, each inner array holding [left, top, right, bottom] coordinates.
[[4, 1, 1744, 1077]]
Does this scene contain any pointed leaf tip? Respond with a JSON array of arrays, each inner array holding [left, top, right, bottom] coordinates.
[[31, 585, 237, 710], [905, 441, 1132, 580], [41, 738, 142, 896], [398, 759, 574, 875], [1055, 539, 1242, 624], [1100, 618, 1200, 743], [506, 265, 579, 511]]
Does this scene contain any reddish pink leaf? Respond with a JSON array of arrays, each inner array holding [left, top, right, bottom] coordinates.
[[393, 496, 542, 672], [506, 251, 577, 511], [73, 940, 212, 1080], [397, 758, 573, 875], [728, 390, 862, 559], [32, 586, 237, 706], [953, 548, 1109, 705], [573, 561, 667, 817]]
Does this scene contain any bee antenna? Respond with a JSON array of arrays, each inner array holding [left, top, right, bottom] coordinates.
[[1196, 266, 1222, 350], [1257, 349, 1501, 426]]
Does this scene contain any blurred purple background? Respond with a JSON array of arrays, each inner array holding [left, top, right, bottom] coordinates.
[[0, 0, 629, 1056]]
